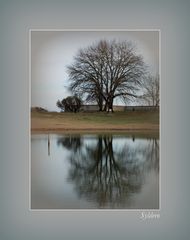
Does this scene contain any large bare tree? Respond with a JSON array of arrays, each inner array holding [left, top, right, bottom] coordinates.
[[67, 40, 147, 112]]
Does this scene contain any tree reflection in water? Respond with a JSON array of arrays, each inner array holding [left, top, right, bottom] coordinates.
[[57, 135, 83, 153], [57, 134, 159, 208]]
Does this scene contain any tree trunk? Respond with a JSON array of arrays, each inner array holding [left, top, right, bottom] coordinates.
[[107, 97, 114, 113], [103, 102, 107, 112]]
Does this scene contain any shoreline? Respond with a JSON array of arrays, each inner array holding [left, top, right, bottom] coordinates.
[[31, 127, 159, 134], [31, 110, 159, 135]]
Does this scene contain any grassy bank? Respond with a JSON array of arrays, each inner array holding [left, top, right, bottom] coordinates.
[[31, 110, 159, 134]]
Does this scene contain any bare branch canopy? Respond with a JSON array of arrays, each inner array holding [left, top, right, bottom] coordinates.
[[67, 39, 147, 112]]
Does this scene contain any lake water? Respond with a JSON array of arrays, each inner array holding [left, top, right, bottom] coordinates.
[[31, 133, 159, 209]]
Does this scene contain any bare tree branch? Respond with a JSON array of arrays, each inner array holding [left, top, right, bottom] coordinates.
[[67, 40, 147, 112]]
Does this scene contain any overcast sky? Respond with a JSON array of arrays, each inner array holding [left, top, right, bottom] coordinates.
[[31, 30, 159, 111]]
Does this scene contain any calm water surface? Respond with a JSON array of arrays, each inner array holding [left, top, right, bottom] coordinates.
[[31, 133, 159, 209]]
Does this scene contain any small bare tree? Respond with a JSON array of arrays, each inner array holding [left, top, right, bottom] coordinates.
[[138, 74, 159, 107], [56, 95, 82, 113]]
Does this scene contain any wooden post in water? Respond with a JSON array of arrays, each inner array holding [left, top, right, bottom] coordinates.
[[48, 134, 50, 156]]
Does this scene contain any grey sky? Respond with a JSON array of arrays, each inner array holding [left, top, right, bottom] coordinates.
[[31, 30, 159, 111]]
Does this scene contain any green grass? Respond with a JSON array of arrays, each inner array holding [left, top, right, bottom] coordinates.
[[32, 110, 159, 125]]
